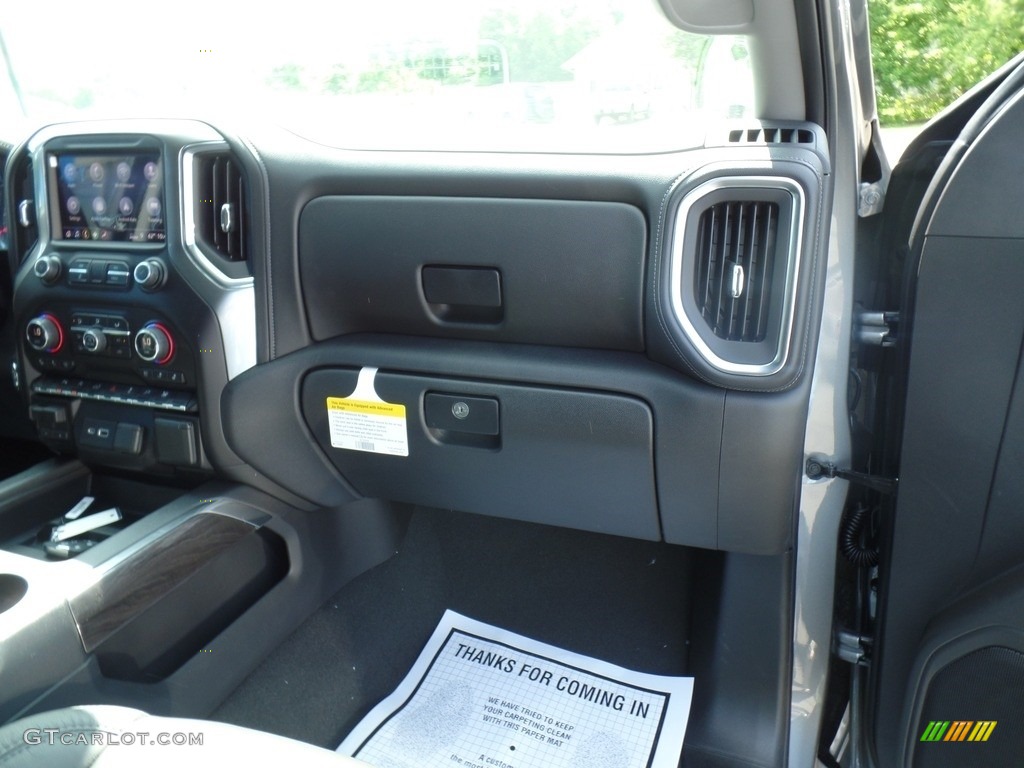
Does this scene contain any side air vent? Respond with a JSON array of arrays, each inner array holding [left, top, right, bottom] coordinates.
[[668, 177, 805, 377], [728, 127, 814, 145], [194, 153, 247, 263], [11, 154, 37, 264], [694, 201, 779, 342]]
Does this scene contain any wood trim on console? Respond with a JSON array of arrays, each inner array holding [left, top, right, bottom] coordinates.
[[69, 511, 260, 652]]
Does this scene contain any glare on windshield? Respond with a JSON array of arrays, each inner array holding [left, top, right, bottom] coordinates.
[[1, 0, 753, 153]]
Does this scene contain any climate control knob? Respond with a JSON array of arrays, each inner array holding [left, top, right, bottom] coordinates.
[[26, 314, 64, 353], [81, 328, 107, 354], [133, 258, 166, 290], [32, 255, 63, 285], [134, 323, 174, 364]]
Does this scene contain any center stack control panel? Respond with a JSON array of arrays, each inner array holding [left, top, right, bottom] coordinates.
[[9, 128, 228, 475]]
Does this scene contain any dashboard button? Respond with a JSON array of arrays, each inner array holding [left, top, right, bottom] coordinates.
[[68, 261, 90, 284], [105, 262, 131, 286]]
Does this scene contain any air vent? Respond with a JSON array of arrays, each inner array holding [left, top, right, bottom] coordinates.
[[194, 153, 247, 262], [11, 155, 37, 263], [667, 176, 805, 378], [728, 127, 814, 145], [694, 201, 779, 342]]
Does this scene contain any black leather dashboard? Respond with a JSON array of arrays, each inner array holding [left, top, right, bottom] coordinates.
[[6, 118, 832, 554]]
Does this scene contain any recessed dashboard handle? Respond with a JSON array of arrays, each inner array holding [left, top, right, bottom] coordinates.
[[422, 266, 503, 325]]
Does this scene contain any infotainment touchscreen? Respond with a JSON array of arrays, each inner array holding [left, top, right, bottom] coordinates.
[[48, 152, 165, 244]]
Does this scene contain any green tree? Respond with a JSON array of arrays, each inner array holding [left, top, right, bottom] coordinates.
[[266, 63, 305, 92], [323, 64, 353, 95], [871, 0, 1024, 124]]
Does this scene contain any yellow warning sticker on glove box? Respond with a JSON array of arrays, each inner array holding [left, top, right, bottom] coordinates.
[[326, 368, 409, 457], [327, 397, 408, 456]]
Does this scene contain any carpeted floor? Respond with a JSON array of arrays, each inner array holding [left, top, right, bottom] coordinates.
[[212, 507, 693, 749]]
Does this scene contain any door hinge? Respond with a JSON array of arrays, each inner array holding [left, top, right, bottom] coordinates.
[[806, 459, 898, 495], [855, 311, 900, 348], [835, 629, 872, 666]]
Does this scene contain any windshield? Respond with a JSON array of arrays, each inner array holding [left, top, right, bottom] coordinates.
[[1, 0, 754, 153]]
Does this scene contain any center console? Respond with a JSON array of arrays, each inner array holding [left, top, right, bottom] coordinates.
[[7, 121, 257, 478]]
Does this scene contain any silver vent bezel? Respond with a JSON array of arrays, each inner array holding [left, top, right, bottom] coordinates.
[[181, 142, 253, 289], [180, 142, 257, 380], [668, 176, 805, 377]]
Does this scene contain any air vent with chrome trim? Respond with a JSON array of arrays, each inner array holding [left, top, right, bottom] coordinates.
[[194, 152, 247, 263], [668, 176, 805, 378]]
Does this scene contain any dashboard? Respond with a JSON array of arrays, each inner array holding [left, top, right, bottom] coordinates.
[[2, 115, 832, 555], [5, 121, 256, 479]]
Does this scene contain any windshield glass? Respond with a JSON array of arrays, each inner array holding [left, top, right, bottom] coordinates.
[[1, 0, 754, 153]]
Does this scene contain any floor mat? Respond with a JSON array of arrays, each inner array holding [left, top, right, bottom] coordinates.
[[213, 507, 693, 748], [338, 610, 694, 768]]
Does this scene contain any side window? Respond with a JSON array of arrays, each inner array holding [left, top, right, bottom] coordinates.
[[870, 0, 1024, 160]]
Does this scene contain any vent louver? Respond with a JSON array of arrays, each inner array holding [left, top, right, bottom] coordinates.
[[728, 127, 814, 145], [195, 153, 247, 262], [694, 201, 779, 342]]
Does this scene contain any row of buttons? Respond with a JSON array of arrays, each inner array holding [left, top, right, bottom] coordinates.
[[70, 314, 129, 332], [35, 356, 76, 372], [68, 259, 131, 288], [140, 368, 186, 385], [32, 377, 198, 413]]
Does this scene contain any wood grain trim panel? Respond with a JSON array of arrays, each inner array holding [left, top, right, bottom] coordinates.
[[69, 513, 257, 652]]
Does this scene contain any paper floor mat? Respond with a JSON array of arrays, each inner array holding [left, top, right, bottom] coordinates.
[[338, 610, 693, 768]]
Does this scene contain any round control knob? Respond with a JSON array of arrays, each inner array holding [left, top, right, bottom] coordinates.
[[133, 258, 166, 290], [32, 255, 63, 285], [26, 314, 64, 353], [81, 328, 107, 354], [135, 323, 174, 364]]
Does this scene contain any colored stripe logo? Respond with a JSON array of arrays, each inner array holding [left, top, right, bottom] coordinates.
[[920, 721, 997, 742]]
